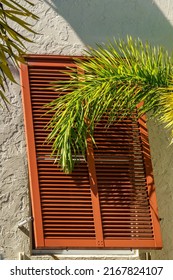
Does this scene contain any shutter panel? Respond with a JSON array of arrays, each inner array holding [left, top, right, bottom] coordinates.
[[20, 55, 162, 249], [94, 115, 162, 248]]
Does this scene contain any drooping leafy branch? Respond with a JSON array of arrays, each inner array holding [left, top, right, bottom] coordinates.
[[0, 0, 38, 106], [46, 36, 173, 173]]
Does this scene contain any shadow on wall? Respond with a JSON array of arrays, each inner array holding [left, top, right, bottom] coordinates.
[[45, 0, 173, 50]]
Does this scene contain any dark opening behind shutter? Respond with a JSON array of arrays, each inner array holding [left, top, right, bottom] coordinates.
[[20, 55, 162, 249]]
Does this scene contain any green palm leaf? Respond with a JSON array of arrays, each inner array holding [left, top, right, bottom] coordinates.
[[46, 37, 173, 173], [0, 0, 38, 106]]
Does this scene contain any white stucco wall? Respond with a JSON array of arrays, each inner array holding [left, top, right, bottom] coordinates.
[[1, 0, 173, 260]]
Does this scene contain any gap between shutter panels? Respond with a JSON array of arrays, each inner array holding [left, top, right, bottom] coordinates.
[[26, 56, 161, 248]]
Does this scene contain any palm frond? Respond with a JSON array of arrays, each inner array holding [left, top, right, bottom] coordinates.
[[159, 86, 173, 141], [46, 36, 173, 173], [0, 0, 38, 106]]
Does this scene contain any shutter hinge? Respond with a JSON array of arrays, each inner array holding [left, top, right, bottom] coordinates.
[[18, 216, 33, 228]]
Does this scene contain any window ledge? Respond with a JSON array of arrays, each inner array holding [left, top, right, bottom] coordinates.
[[32, 249, 139, 259]]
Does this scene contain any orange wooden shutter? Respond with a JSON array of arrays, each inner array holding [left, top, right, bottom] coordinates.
[[20, 55, 162, 249], [93, 114, 162, 248]]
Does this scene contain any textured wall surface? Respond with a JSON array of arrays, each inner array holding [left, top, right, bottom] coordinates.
[[1, 0, 173, 260]]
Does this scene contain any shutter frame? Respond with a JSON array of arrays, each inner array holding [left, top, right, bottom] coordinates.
[[86, 135, 104, 247], [20, 63, 44, 248], [20, 55, 162, 250]]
